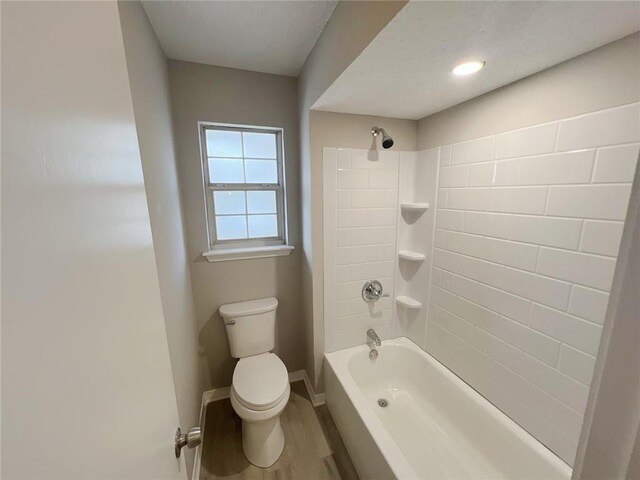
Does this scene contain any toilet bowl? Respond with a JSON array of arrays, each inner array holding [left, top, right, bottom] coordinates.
[[220, 297, 289, 467], [230, 352, 290, 467]]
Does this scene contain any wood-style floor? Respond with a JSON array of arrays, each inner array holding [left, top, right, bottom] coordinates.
[[199, 381, 359, 480]]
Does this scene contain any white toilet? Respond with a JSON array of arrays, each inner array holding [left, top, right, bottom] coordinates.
[[219, 297, 290, 468]]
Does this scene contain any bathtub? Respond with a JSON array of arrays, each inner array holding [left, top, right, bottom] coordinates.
[[324, 337, 572, 480]]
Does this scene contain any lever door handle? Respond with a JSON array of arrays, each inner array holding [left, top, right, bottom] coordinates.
[[175, 427, 201, 458]]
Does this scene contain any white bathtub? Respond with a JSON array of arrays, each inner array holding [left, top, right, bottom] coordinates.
[[324, 337, 571, 480]]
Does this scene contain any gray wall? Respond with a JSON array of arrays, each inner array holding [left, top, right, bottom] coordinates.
[[118, 2, 202, 475], [298, 0, 408, 390], [168, 61, 304, 389], [418, 33, 640, 149]]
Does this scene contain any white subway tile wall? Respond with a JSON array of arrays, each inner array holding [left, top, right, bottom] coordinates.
[[335, 148, 399, 349], [428, 102, 639, 466]]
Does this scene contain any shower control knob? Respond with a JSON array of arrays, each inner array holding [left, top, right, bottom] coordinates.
[[362, 280, 389, 302]]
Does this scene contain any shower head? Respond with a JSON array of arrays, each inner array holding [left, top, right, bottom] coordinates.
[[371, 127, 394, 149]]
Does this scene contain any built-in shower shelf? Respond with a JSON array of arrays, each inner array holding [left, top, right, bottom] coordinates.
[[400, 202, 429, 213], [398, 250, 426, 262], [396, 296, 422, 310]]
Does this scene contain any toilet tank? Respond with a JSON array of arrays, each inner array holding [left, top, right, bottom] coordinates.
[[219, 297, 278, 358]]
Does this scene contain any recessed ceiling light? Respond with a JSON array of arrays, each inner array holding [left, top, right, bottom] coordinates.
[[453, 61, 485, 76]]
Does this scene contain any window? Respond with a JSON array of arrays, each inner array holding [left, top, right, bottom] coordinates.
[[200, 123, 288, 252]]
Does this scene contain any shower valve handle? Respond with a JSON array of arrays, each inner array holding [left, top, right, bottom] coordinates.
[[362, 280, 389, 302]]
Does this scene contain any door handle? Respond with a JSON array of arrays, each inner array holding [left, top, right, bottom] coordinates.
[[175, 426, 201, 458]]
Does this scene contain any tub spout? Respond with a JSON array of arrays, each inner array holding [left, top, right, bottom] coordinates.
[[367, 328, 381, 347]]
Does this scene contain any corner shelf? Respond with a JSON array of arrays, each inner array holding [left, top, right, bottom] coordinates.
[[398, 250, 426, 262], [395, 295, 422, 310], [400, 202, 429, 213]]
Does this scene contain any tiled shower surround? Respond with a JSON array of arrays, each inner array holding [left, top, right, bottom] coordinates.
[[427, 102, 638, 464], [323, 102, 639, 466], [324, 148, 401, 350]]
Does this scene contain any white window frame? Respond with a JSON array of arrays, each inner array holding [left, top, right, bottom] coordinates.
[[199, 122, 289, 252]]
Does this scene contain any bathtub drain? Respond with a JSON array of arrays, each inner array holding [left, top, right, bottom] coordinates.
[[378, 398, 389, 408]]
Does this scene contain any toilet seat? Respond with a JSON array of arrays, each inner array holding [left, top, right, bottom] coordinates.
[[232, 353, 289, 411]]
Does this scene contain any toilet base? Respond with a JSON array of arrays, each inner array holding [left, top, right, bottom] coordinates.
[[242, 416, 285, 468]]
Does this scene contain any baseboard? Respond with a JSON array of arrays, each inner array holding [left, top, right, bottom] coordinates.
[[296, 369, 327, 407], [190, 385, 233, 478], [288, 370, 305, 383], [203, 385, 231, 403]]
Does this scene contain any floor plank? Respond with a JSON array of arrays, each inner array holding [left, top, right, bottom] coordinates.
[[200, 381, 359, 480], [315, 407, 359, 480]]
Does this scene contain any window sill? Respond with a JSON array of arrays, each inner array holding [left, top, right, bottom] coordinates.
[[202, 245, 294, 263]]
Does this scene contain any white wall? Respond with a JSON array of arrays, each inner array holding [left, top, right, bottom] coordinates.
[[118, 2, 202, 475], [1, 2, 184, 478], [426, 102, 639, 465]]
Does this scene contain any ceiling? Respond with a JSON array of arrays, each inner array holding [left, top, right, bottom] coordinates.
[[313, 1, 640, 120], [141, 1, 337, 76]]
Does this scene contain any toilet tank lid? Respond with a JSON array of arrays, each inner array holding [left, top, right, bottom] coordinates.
[[219, 297, 278, 319]]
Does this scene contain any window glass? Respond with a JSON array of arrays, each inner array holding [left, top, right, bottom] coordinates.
[[214, 191, 246, 215], [245, 159, 278, 184], [243, 132, 277, 158], [216, 215, 247, 240], [206, 130, 242, 157], [209, 158, 244, 183], [248, 215, 278, 238], [246, 191, 276, 214]]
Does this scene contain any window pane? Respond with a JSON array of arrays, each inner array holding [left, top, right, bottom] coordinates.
[[216, 215, 247, 240], [243, 132, 277, 159], [214, 191, 246, 215], [246, 191, 276, 214], [209, 158, 244, 183], [248, 214, 278, 238], [245, 159, 278, 184], [206, 130, 242, 157]]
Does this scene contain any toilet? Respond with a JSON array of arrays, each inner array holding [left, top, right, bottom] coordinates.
[[220, 297, 290, 468]]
